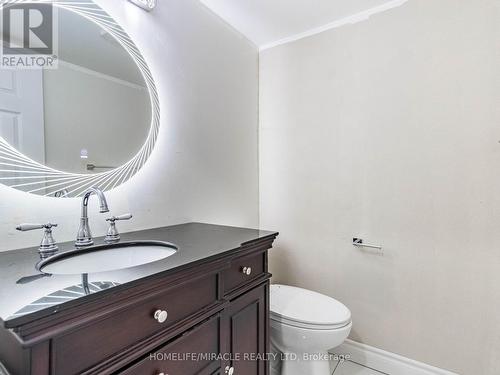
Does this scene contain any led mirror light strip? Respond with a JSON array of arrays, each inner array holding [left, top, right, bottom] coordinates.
[[0, 0, 160, 198]]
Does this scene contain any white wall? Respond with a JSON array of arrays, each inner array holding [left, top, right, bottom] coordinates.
[[0, 0, 259, 250], [43, 62, 151, 173], [260, 0, 500, 374]]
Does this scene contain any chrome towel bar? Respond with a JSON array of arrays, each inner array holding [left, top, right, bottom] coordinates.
[[87, 164, 117, 171], [352, 238, 382, 250]]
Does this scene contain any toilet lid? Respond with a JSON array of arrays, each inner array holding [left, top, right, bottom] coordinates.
[[270, 284, 351, 329]]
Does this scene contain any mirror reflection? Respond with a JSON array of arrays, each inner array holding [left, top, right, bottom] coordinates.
[[0, 7, 152, 176]]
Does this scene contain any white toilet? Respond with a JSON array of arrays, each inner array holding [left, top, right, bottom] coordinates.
[[270, 284, 352, 375]]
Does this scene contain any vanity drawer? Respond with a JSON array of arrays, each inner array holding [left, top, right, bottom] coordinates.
[[223, 252, 266, 294], [52, 274, 218, 375], [120, 315, 220, 375]]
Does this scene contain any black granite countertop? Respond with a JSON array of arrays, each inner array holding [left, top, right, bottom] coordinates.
[[0, 222, 277, 329]]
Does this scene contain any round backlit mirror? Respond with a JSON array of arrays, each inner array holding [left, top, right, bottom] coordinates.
[[0, 1, 159, 197]]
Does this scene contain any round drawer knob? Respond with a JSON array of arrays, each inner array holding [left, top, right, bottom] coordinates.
[[225, 366, 234, 375], [242, 266, 252, 276], [154, 309, 168, 323]]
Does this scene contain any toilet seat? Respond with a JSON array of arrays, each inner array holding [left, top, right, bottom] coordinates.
[[270, 313, 351, 330], [270, 284, 351, 330]]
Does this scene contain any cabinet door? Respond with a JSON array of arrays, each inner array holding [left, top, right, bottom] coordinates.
[[221, 283, 268, 375]]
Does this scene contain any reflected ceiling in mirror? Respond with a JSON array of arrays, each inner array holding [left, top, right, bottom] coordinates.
[[0, 1, 159, 198]]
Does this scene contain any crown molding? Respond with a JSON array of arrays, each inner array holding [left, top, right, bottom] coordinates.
[[260, 0, 409, 51]]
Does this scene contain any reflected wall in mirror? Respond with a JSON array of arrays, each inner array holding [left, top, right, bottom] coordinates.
[[0, 1, 159, 198]]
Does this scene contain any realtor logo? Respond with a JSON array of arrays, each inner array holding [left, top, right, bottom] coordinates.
[[1, 3, 58, 69]]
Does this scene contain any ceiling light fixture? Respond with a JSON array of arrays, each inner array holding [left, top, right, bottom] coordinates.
[[128, 0, 156, 11]]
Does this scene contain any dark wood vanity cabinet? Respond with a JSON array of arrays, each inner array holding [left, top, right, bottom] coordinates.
[[221, 283, 268, 375], [0, 233, 276, 375], [119, 314, 222, 375], [120, 283, 268, 375]]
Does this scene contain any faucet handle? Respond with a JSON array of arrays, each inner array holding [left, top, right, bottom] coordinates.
[[16, 223, 58, 232], [16, 223, 59, 259], [106, 213, 132, 222], [104, 214, 132, 244]]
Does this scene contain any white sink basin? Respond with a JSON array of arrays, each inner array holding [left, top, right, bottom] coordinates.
[[37, 241, 177, 275]]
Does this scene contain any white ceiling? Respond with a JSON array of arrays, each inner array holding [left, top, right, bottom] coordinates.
[[199, 0, 408, 50]]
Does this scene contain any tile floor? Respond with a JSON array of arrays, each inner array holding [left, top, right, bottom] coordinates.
[[331, 359, 389, 375]]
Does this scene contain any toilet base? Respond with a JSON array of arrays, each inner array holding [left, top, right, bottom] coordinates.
[[269, 343, 282, 375], [277, 351, 332, 375]]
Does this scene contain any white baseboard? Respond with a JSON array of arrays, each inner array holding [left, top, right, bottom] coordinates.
[[332, 339, 460, 375]]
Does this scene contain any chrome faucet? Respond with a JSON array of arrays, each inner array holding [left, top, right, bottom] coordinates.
[[76, 187, 109, 248]]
